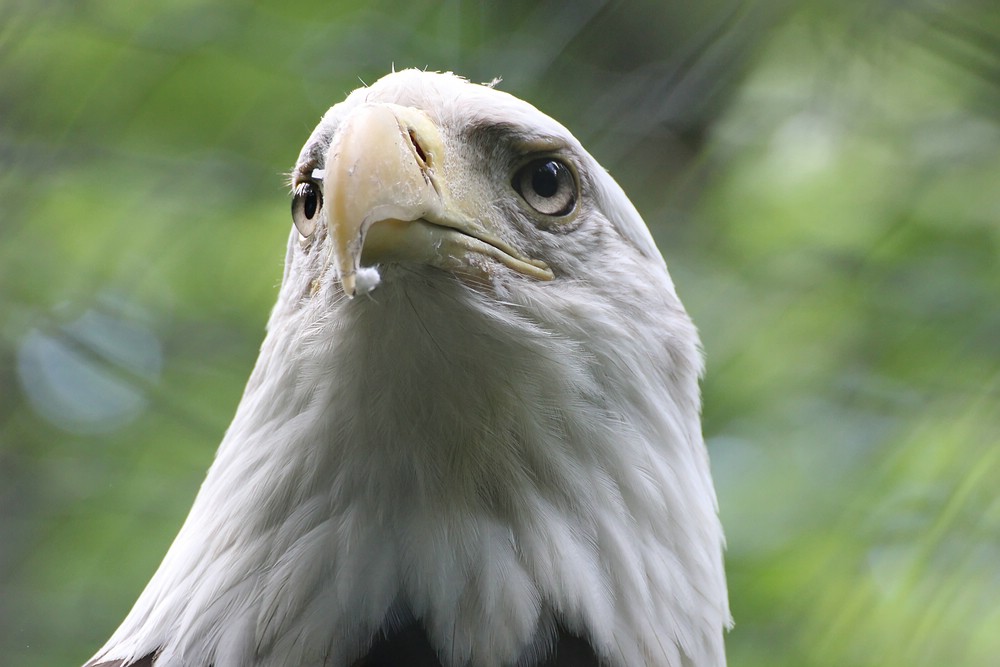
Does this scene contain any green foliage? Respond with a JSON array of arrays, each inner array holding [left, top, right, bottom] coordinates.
[[1, 2, 997, 665]]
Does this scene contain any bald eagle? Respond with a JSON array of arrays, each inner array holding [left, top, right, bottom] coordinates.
[[84, 70, 729, 667]]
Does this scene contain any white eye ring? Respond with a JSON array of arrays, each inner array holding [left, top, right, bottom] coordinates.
[[291, 181, 322, 237]]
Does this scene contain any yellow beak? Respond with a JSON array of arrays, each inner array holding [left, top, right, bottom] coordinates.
[[322, 103, 553, 297]]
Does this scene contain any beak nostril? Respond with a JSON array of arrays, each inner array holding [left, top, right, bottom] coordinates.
[[408, 128, 428, 166]]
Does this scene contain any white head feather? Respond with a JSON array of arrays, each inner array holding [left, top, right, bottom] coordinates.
[[87, 70, 729, 667]]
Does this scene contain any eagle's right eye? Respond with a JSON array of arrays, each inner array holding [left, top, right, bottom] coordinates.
[[513, 158, 578, 217], [291, 182, 322, 237]]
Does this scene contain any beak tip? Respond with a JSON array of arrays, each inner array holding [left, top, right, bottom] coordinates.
[[339, 266, 382, 299], [340, 272, 357, 298]]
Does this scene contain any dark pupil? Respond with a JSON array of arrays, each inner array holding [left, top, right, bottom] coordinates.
[[531, 162, 560, 198], [303, 186, 318, 219]]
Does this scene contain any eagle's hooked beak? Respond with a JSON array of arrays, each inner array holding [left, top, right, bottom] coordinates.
[[322, 103, 553, 297]]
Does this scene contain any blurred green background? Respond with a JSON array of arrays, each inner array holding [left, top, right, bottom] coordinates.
[[2, 1, 998, 665]]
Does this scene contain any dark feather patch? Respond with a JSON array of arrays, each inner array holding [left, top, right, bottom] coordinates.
[[352, 623, 601, 667]]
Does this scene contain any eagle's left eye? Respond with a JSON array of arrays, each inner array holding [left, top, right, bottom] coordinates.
[[513, 158, 577, 217], [291, 181, 322, 237]]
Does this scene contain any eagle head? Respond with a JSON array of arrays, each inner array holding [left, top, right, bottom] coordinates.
[[85, 69, 729, 667]]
